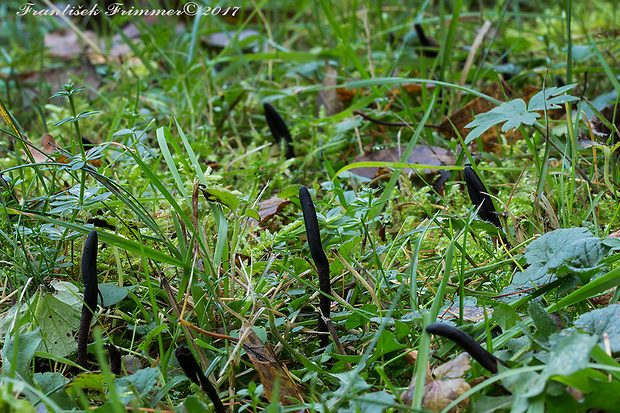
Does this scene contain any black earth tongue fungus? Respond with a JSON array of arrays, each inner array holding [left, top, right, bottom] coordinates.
[[413, 23, 439, 57], [263, 102, 295, 159], [108, 344, 122, 375], [175, 346, 226, 413], [426, 323, 507, 374], [463, 165, 503, 229], [299, 186, 331, 347], [77, 230, 99, 369]]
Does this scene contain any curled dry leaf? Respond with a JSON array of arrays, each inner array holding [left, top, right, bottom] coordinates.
[[256, 195, 292, 225], [19, 134, 56, 163], [240, 324, 304, 405], [401, 353, 472, 412]]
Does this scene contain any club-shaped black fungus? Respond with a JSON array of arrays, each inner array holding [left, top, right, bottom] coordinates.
[[77, 230, 99, 368], [263, 102, 295, 159], [299, 186, 331, 347], [464, 166, 502, 229], [175, 346, 225, 413], [108, 344, 122, 375], [414, 24, 439, 57], [426, 323, 507, 374]]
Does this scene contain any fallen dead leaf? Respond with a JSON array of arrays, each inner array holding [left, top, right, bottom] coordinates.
[[44, 29, 97, 59], [336, 83, 436, 103], [19, 133, 56, 163], [438, 80, 521, 153], [240, 324, 304, 406], [587, 103, 620, 141], [19, 134, 103, 167], [442, 306, 493, 323], [401, 352, 471, 412], [256, 195, 292, 225], [21, 57, 101, 101], [348, 145, 454, 191], [317, 62, 344, 117]]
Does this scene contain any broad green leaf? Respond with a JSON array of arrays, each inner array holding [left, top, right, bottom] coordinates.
[[66, 372, 105, 397], [180, 395, 208, 412], [200, 186, 240, 212], [2, 328, 42, 380], [243, 208, 260, 222], [574, 304, 620, 355], [546, 331, 598, 377], [502, 370, 541, 412], [493, 303, 521, 332], [502, 228, 610, 301], [98, 283, 128, 307], [35, 281, 81, 358], [353, 390, 396, 413], [376, 329, 407, 355], [115, 367, 160, 405], [32, 372, 74, 410], [582, 381, 620, 411]]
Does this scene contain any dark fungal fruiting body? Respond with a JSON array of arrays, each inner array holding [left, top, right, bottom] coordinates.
[[263, 102, 295, 159], [413, 24, 439, 57], [299, 186, 331, 347], [77, 230, 99, 368], [108, 344, 122, 375], [464, 166, 502, 229], [175, 346, 226, 413], [426, 323, 507, 374]]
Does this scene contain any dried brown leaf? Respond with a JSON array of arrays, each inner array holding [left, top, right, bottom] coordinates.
[[439, 80, 521, 153], [589, 104, 620, 140], [423, 378, 470, 412], [257, 195, 291, 225], [44, 29, 96, 59], [240, 324, 304, 405], [20, 134, 56, 163], [402, 353, 471, 412], [348, 145, 454, 189], [317, 62, 343, 117], [433, 352, 471, 379]]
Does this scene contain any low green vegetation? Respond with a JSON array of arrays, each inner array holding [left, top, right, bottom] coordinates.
[[0, 0, 619, 412]]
